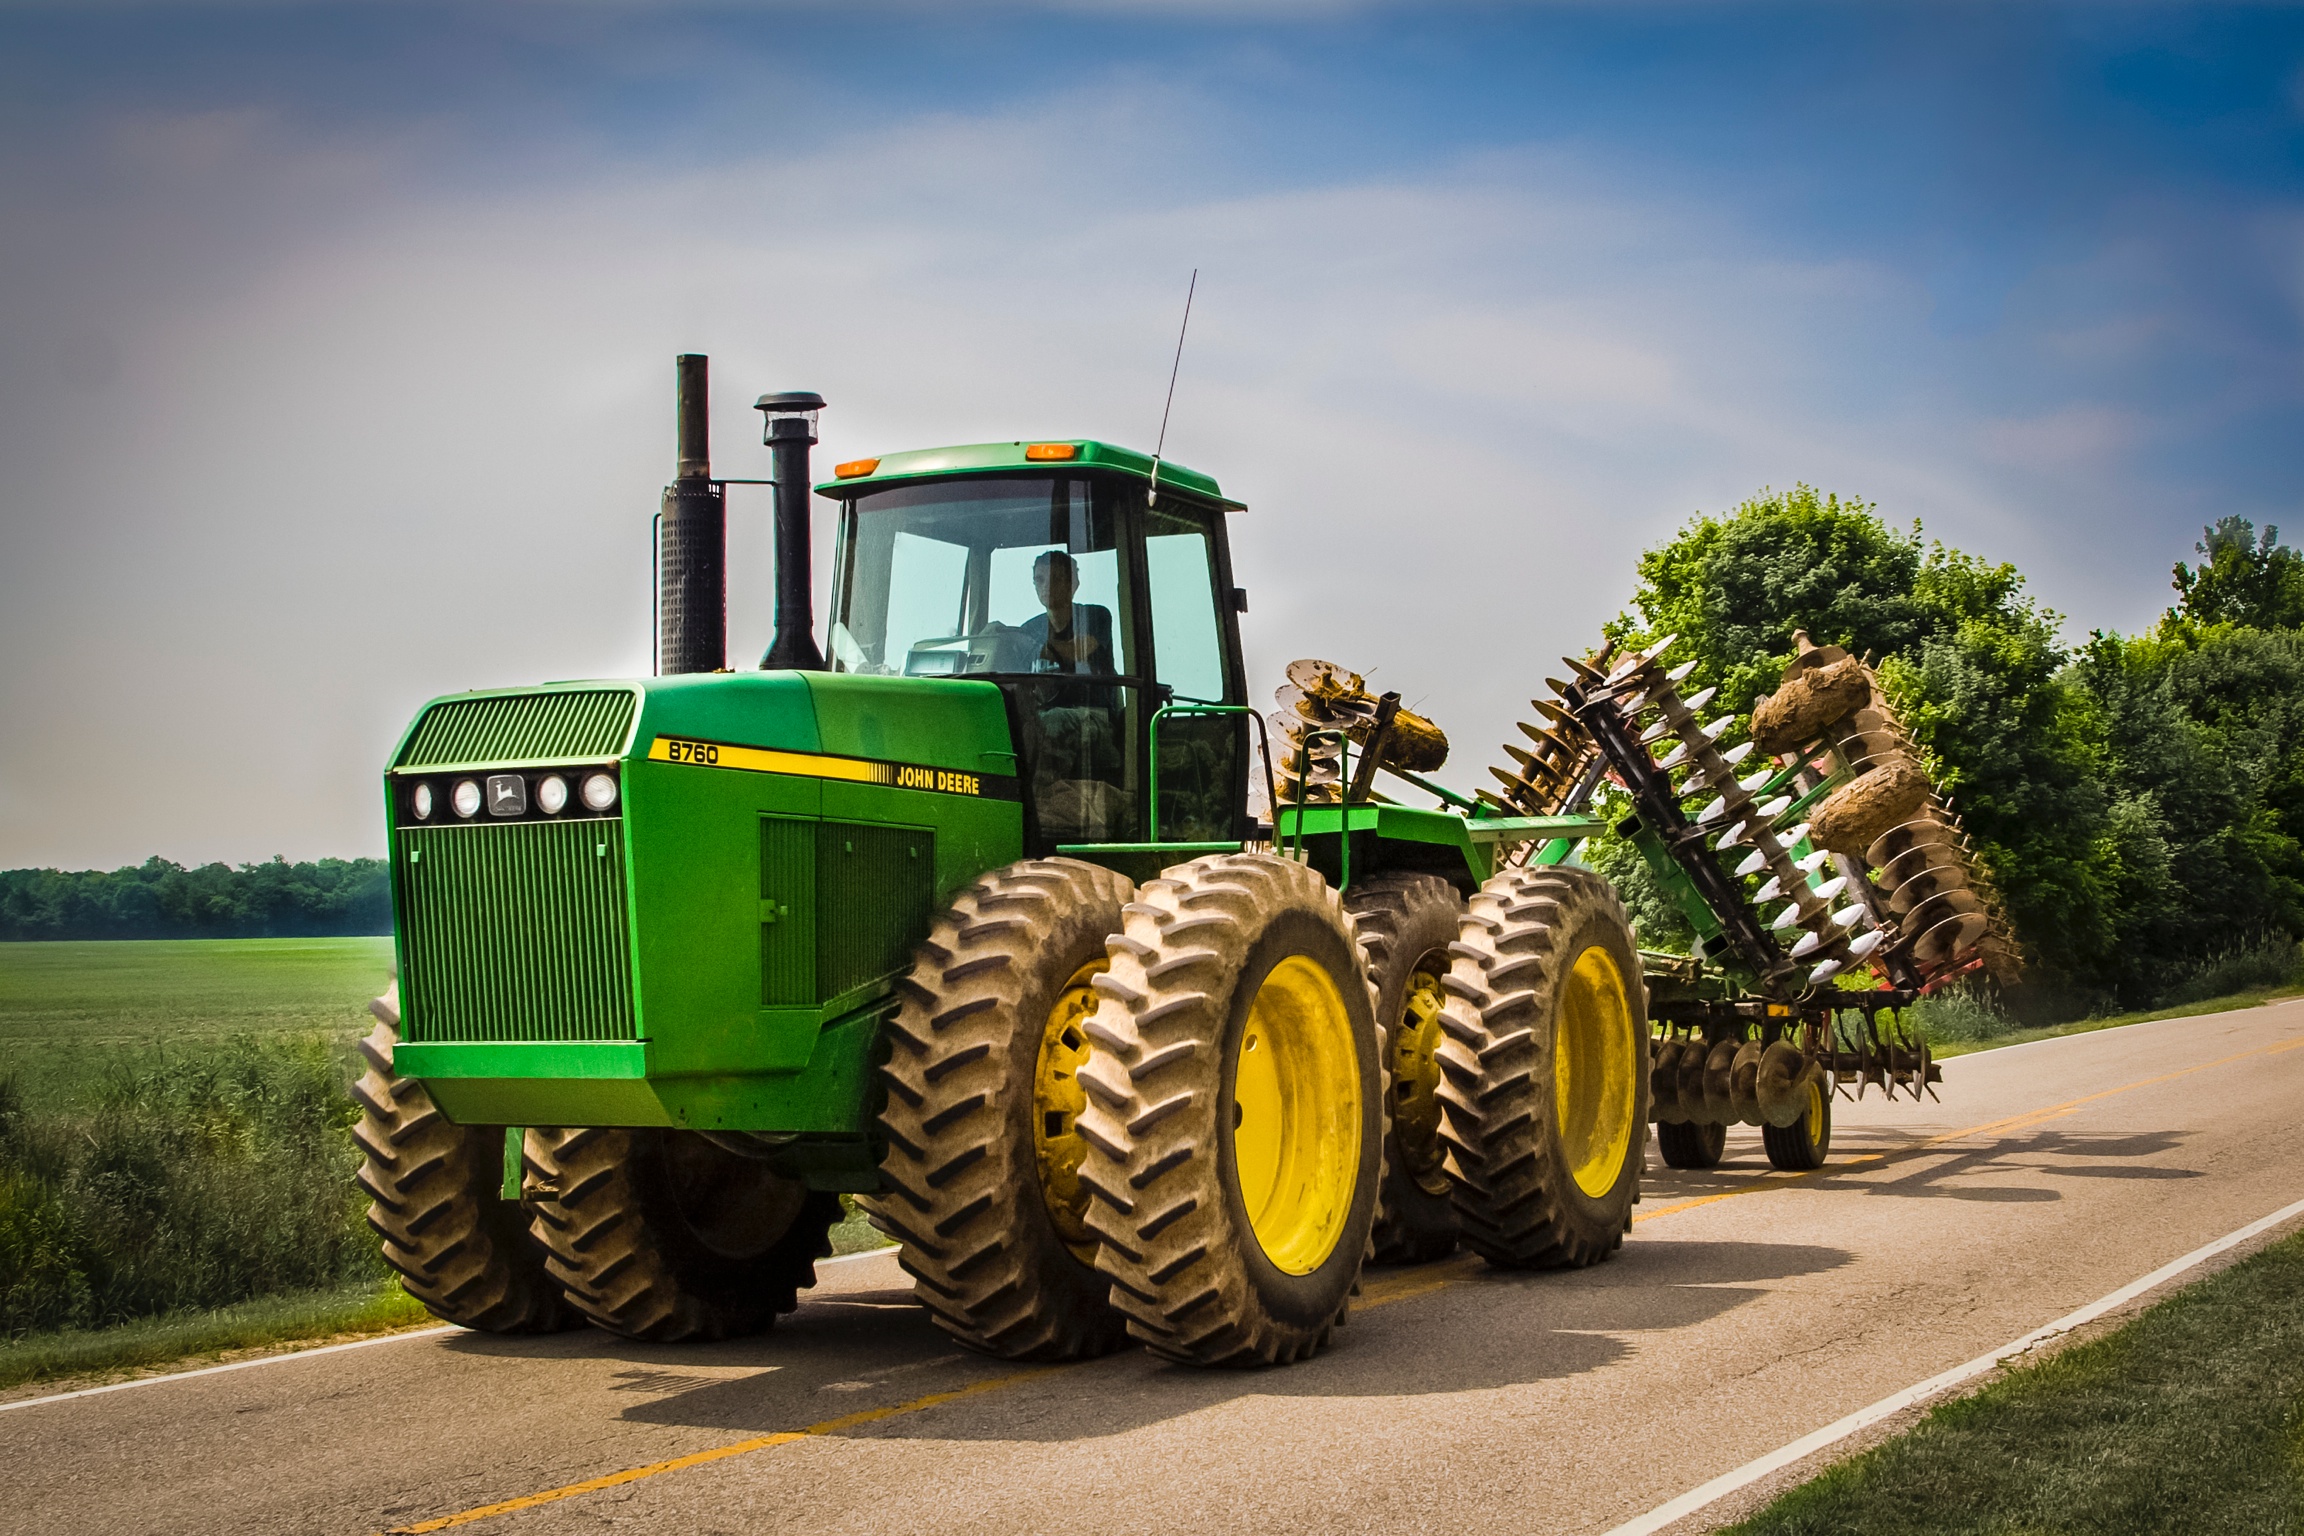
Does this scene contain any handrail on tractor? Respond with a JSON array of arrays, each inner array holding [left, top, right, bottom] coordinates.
[[1147, 702, 1276, 847], [1281, 726, 1358, 887]]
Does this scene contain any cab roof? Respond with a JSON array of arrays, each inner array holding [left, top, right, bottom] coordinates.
[[814, 439, 1245, 511]]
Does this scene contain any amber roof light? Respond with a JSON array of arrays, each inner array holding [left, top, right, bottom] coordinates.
[[1023, 442, 1078, 461], [834, 457, 880, 479]]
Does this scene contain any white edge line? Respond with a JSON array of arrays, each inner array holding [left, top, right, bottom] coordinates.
[[821, 1245, 898, 1267], [0, 1326, 461, 1414], [0, 1248, 902, 1415], [1601, 1192, 2304, 1536]]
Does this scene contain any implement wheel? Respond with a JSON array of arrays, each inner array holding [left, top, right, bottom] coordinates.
[[1762, 1078, 1833, 1172], [1656, 1119, 1727, 1170], [862, 858, 1135, 1361], [1345, 874, 1464, 1264], [352, 989, 572, 1334], [1078, 853, 1383, 1367], [523, 1127, 839, 1342], [1436, 865, 1649, 1268]]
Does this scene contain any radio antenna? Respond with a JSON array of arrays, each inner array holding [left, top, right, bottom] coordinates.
[[1146, 268, 1198, 507]]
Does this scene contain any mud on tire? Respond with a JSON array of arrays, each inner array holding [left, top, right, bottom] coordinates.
[[1436, 864, 1649, 1269], [1077, 853, 1384, 1367], [352, 988, 571, 1334], [862, 857, 1136, 1361], [1345, 873, 1464, 1264], [523, 1126, 839, 1342]]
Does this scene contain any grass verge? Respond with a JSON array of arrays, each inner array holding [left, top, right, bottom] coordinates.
[[1724, 1228, 2304, 1535], [1928, 981, 2304, 1060], [0, 1276, 432, 1394]]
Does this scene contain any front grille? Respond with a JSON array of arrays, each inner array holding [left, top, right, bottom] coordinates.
[[759, 818, 935, 1006], [396, 819, 636, 1043], [399, 689, 637, 769]]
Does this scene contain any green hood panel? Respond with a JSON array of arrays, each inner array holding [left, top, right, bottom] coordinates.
[[625, 671, 1015, 777]]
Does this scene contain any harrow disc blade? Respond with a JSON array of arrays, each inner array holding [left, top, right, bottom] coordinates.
[[1867, 817, 1956, 870], [1902, 886, 1983, 935], [1888, 863, 1971, 915], [1914, 911, 1988, 968]]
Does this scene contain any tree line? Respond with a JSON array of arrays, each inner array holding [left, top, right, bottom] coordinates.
[[1595, 495, 2304, 1017], [0, 857, 390, 941]]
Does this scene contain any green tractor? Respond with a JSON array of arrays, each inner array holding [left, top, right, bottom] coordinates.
[[355, 355, 1653, 1366]]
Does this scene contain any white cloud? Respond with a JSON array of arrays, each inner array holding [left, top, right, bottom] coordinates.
[[0, 78, 2192, 865]]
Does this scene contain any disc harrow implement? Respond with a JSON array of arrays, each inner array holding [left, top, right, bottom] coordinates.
[[1535, 630, 2015, 1168]]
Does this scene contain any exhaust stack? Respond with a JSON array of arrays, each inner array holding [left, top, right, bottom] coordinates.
[[756, 390, 827, 672], [655, 354, 726, 675]]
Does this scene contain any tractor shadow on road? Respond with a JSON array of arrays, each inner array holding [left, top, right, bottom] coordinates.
[[1646, 1126, 2202, 1207], [594, 1237, 1852, 1444]]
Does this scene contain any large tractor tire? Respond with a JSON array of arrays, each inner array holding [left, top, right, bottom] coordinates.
[[862, 858, 1136, 1361], [1345, 873, 1463, 1264], [1078, 853, 1384, 1367], [1762, 1077, 1833, 1172], [1435, 865, 1649, 1269], [522, 1127, 840, 1342], [352, 988, 572, 1334]]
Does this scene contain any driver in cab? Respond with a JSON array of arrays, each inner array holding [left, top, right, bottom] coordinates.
[[1019, 550, 1116, 699]]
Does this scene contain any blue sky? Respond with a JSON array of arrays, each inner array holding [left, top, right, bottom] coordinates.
[[2, 3, 2300, 867]]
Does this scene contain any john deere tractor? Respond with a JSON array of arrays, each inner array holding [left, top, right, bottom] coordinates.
[[359, 355, 1990, 1367]]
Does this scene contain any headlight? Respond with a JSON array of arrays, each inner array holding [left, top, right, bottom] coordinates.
[[411, 783, 433, 821], [452, 779, 482, 818], [536, 775, 569, 815], [581, 772, 618, 813]]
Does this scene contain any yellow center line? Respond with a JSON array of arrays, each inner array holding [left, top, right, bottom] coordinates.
[[382, 1025, 2304, 1534], [384, 1367, 1063, 1534]]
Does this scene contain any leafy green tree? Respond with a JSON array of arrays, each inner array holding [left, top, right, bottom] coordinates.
[[1606, 486, 2118, 1002], [2170, 517, 2304, 633], [0, 857, 390, 941]]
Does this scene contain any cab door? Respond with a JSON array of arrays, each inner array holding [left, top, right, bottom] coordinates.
[[1139, 496, 1250, 843]]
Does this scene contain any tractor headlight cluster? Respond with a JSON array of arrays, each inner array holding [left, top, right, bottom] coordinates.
[[398, 767, 616, 824]]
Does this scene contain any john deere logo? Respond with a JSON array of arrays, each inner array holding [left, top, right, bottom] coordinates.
[[486, 775, 526, 817]]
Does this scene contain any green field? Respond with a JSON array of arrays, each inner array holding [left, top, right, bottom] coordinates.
[[0, 937, 393, 1108], [0, 936, 890, 1387]]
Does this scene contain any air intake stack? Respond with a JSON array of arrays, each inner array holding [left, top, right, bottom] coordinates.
[[756, 390, 826, 672], [655, 354, 726, 675]]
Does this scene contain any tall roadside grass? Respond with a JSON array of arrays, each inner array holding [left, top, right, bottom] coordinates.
[[0, 1033, 384, 1339], [2154, 934, 2304, 1007]]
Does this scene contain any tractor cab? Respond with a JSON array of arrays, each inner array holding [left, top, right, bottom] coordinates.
[[818, 441, 1253, 856]]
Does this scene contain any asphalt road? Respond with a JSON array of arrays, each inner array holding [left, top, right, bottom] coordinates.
[[11, 997, 2303, 1536]]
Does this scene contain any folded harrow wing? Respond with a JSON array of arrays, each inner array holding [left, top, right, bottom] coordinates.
[[1545, 632, 2010, 1170]]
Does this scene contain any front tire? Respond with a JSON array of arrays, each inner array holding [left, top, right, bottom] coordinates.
[[1078, 854, 1384, 1366], [1435, 865, 1649, 1269], [862, 858, 1136, 1361], [351, 990, 572, 1334], [523, 1127, 839, 1342]]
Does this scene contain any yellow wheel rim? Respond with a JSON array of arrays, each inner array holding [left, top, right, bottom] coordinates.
[[1555, 944, 1638, 1200], [1033, 960, 1103, 1263], [1230, 954, 1363, 1276], [1391, 963, 1449, 1195], [1804, 1078, 1826, 1145]]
